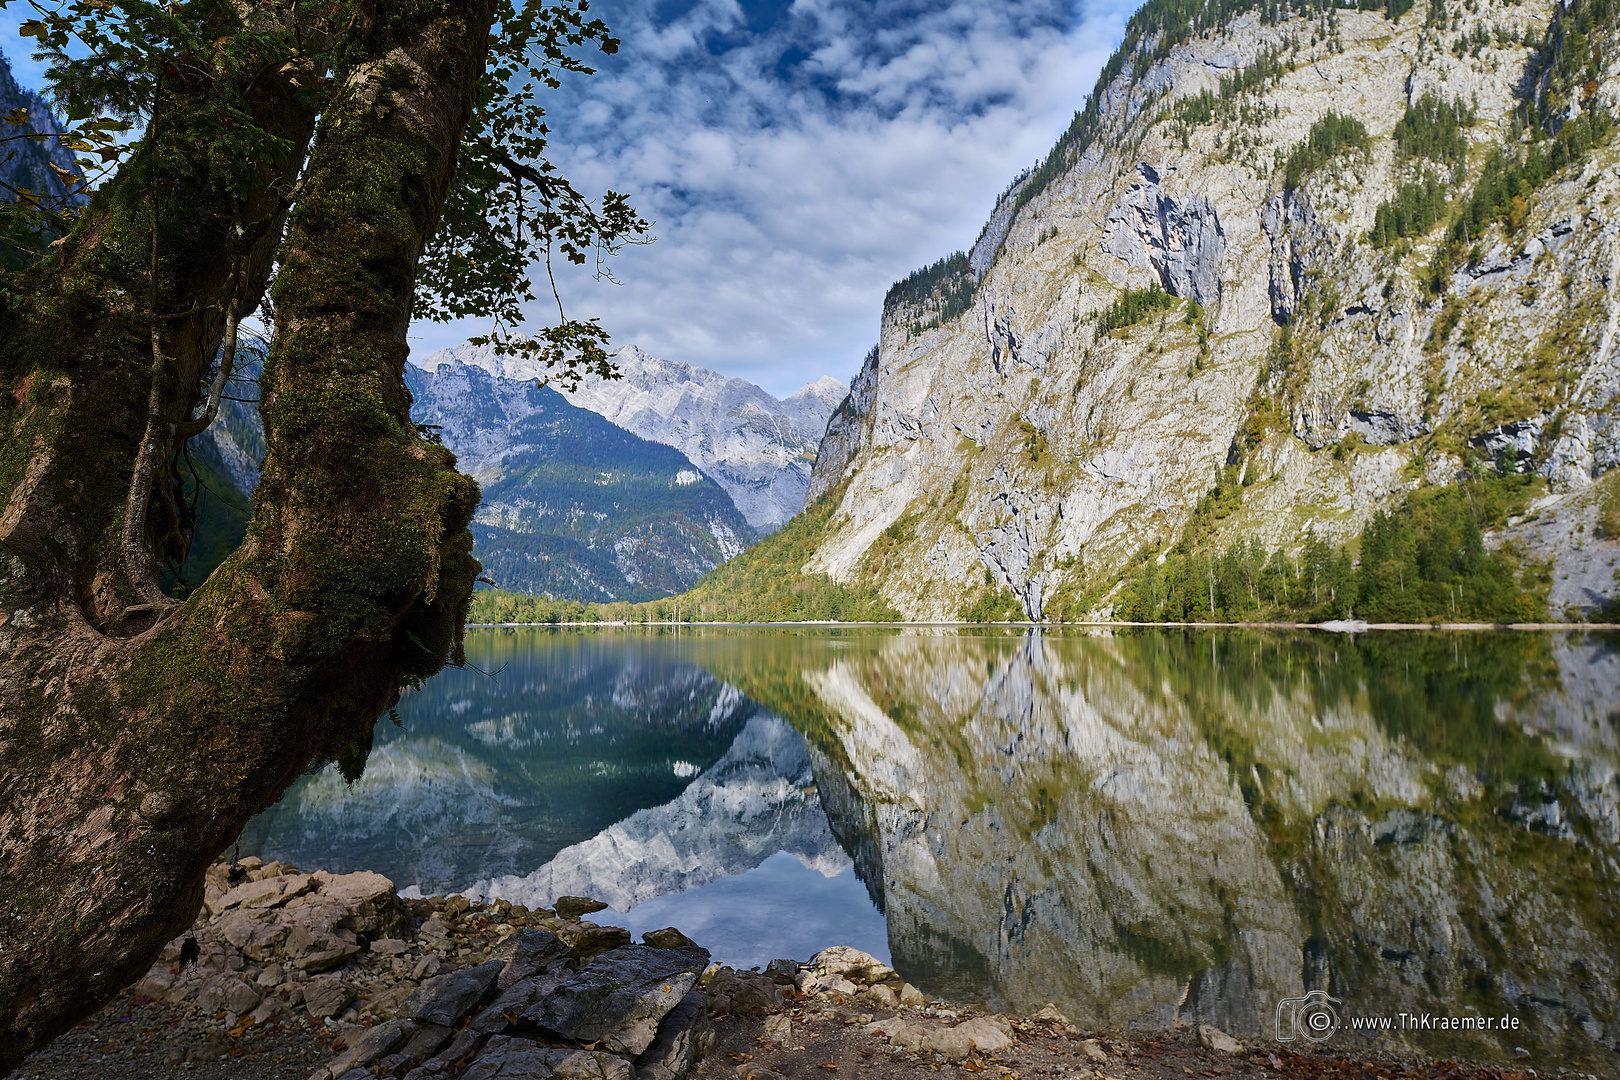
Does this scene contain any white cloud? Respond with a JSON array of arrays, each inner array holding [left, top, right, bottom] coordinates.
[[412, 0, 1137, 396], [0, 2, 1136, 401]]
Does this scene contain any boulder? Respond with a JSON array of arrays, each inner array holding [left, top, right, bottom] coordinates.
[[809, 946, 894, 984], [314, 870, 411, 938], [194, 973, 261, 1016], [366, 981, 419, 1021], [303, 977, 357, 1020], [410, 1028, 490, 1078], [403, 959, 505, 1028], [324, 1018, 415, 1076], [920, 1018, 1012, 1060], [132, 966, 178, 1002], [760, 1013, 792, 1043], [522, 945, 710, 1055], [560, 924, 633, 960], [703, 967, 781, 1016], [474, 973, 572, 1034], [1196, 1024, 1242, 1054], [1032, 1004, 1069, 1026], [898, 983, 927, 1006], [642, 927, 698, 950], [493, 928, 576, 990], [213, 908, 293, 961], [208, 872, 316, 916], [461, 1037, 635, 1080], [295, 944, 362, 973], [816, 974, 858, 997], [865, 1017, 928, 1050], [635, 989, 716, 1080], [734, 1068, 789, 1080], [865, 985, 896, 1008], [377, 1023, 454, 1074], [553, 896, 609, 920]]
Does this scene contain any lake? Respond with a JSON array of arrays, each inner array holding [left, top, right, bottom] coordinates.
[[239, 626, 1620, 1066]]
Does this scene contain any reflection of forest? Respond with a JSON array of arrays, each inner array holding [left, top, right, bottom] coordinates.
[[700, 630, 1620, 1067]]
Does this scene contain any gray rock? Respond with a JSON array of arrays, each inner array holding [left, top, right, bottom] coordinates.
[[294, 944, 361, 973], [1196, 1023, 1242, 1053], [763, 959, 798, 976], [760, 1013, 792, 1044], [462, 1037, 636, 1080], [324, 1018, 414, 1076], [366, 980, 418, 1020], [734, 1066, 789, 1080], [635, 989, 716, 1080], [473, 973, 568, 1033], [523, 945, 711, 1055], [413, 1026, 489, 1077], [493, 927, 575, 990], [377, 1023, 454, 1074], [303, 977, 356, 1020], [195, 973, 261, 1015], [553, 896, 609, 920], [404, 959, 505, 1027], [922, 1017, 1013, 1059]]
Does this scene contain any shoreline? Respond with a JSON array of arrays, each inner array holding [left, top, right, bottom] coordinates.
[[466, 619, 1620, 630], [15, 858, 1585, 1080]]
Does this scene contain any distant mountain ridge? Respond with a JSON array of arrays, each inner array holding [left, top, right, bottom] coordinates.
[[406, 358, 757, 601], [167, 352, 762, 603], [418, 342, 847, 532]]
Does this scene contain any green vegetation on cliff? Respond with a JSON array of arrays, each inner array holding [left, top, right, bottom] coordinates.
[[1115, 471, 1549, 623], [886, 251, 978, 336], [1094, 285, 1180, 340], [1283, 111, 1370, 189], [469, 483, 901, 623]]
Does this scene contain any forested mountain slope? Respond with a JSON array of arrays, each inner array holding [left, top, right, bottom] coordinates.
[[423, 342, 846, 533], [802, 0, 1620, 622]]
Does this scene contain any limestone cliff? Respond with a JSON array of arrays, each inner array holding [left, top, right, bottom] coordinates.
[[804, 0, 1620, 620]]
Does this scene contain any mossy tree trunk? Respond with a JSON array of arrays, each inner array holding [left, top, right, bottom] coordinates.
[[0, 1, 493, 1070]]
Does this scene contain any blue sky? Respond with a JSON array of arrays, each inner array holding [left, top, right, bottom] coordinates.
[[2, 0, 1137, 398]]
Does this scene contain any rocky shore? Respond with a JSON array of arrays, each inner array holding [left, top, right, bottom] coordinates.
[[14, 859, 1567, 1080]]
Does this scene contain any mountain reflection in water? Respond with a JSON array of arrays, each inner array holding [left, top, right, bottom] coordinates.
[[244, 627, 1619, 1067]]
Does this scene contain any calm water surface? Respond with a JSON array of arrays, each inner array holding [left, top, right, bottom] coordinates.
[[241, 627, 1620, 1067]]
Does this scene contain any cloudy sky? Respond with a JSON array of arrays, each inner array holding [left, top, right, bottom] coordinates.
[[427, 0, 1136, 396], [2, 0, 1137, 398]]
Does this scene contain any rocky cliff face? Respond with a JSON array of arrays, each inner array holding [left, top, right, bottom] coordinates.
[[804, 0, 1620, 620], [805, 347, 880, 506], [423, 343, 847, 533]]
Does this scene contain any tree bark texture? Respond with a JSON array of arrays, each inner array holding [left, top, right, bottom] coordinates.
[[0, 1, 492, 1071]]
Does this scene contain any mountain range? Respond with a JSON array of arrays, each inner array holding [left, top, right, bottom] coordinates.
[[174, 343, 840, 602], [405, 357, 757, 601], [787, 0, 1620, 621], [420, 342, 847, 533]]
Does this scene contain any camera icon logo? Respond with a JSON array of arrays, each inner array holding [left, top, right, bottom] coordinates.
[[1275, 990, 1341, 1043]]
